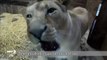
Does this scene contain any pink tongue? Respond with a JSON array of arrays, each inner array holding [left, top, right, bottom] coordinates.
[[40, 41, 60, 51]]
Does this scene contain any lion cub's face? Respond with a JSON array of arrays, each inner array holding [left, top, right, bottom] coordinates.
[[26, 1, 67, 37], [26, 1, 67, 51]]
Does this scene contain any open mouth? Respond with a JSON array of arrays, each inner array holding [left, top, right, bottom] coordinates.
[[30, 32, 60, 51], [40, 40, 60, 51]]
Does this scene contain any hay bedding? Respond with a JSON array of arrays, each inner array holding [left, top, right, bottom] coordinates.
[[0, 13, 40, 60], [0, 13, 28, 51]]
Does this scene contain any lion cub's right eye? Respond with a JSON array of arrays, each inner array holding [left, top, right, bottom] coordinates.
[[47, 8, 56, 14], [26, 14, 32, 18]]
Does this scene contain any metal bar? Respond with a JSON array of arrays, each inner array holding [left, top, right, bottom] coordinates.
[[87, 0, 107, 50]]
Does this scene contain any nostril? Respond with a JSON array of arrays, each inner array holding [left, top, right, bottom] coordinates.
[[44, 25, 47, 31]]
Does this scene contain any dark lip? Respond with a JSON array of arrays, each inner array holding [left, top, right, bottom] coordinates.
[[29, 31, 43, 40]]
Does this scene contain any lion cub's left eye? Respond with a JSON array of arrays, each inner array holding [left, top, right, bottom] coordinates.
[[26, 14, 32, 18], [47, 8, 56, 14]]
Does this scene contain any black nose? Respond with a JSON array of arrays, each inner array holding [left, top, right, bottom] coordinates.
[[29, 26, 47, 40]]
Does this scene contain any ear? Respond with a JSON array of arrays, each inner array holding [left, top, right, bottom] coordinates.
[[55, 2, 67, 12], [72, 7, 89, 24], [72, 7, 91, 35]]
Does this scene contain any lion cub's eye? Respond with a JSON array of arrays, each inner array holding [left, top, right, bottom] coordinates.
[[26, 14, 32, 18], [47, 8, 56, 14]]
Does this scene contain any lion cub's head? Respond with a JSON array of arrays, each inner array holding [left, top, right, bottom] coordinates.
[[25, 1, 89, 51]]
